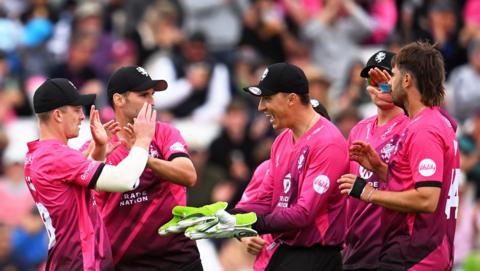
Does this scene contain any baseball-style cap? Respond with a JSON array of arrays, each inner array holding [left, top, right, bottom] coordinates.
[[107, 66, 168, 100], [243, 62, 308, 96], [360, 50, 395, 78], [33, 78, 96, 113], [310, 99, 330, 120]]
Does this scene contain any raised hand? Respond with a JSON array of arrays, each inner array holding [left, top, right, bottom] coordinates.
[[118, 123, 136, 150], [368, 67, 391, 87], [89, 105, 109, 146], [133, 102, 156, 149], [349, 140, 384, 173]]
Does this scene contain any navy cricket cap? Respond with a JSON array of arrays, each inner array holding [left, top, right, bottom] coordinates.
[[107, 66, 168, 100], [360, 50, 395, 78], [243, 62, 308, 96], [33, 78, 96, 113]]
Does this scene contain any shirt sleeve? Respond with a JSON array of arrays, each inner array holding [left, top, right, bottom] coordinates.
[[156, 123, 190, 161], [254, 143, 348, 234], [408, 128, 445, 188]]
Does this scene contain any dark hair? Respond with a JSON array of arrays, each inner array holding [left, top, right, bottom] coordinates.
[[297, 93, 310, 105], [392, 41, 445, 107]]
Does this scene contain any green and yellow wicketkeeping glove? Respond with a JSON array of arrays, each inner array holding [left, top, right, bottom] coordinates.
[[184, 210, 258, 240], [158, 201, 228, 236]]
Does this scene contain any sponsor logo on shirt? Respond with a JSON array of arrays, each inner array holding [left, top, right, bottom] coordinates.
[[359, 166, 373, 180], [313, 175, 330, 194], [119, 191, 149, 206], [381, 122, 398, 140], [169, 142, 186, 153], [297, 153, 305, 170], [418, 158, 436, 177], [283, 174, 291, 193], [81, 161, 96, 181]]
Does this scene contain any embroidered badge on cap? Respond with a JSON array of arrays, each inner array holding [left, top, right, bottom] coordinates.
[[375, 52, 386, 63], [136, 66, 149, 77]]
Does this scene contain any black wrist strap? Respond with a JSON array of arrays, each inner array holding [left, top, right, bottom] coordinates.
[[349, 177, 367, 198]]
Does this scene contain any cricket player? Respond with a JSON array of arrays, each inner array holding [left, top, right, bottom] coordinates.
[[234, 63, 348, 270], [342, 51, 409, 270], [25, 78, 156, 270], [96, 66, 202, 270], [338, 42, 460, 270]]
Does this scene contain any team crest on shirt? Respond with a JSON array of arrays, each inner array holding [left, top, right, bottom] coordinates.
[[136, 67, 149, 77], [283, 173, 291, 193], [375, 52, 386, 63], [149, 144, 159, 158], [313, 175, 330, 194], [169, 142, 186, 153], [419, 158, 436, 176], [380, 143, 395, 163], [359, 166, 373, 180]]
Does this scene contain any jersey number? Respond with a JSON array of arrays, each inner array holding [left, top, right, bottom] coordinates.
[[445, 168, 460, 219], [36, 203, 57, 249]]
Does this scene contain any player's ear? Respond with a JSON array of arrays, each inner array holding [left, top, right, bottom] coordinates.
[[52, 108, 64, 123], [112, 93, 125, 107], [287, 93, 297, 106], [403, 72, 413, 88]]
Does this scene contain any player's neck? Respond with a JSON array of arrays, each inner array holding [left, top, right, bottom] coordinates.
[[39, 125, 68, 144], [114, 113, 131, 128], [376, 106, 404, 126], [405, 99, 427, 119], [291, 108, 319, 142]]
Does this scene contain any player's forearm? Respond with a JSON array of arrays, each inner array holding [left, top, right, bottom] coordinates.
[[366, 186, 441, 213], [147, 157, 197, 187], [90, 143, 106, 162], [376, 162, 388, 181], [252, 206, 313, 234]]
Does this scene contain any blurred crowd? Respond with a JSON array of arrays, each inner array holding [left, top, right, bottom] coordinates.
[[1, 0, 480, 270]]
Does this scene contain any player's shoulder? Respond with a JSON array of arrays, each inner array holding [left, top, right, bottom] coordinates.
[[155, 121, 177, 132], [349, 116, 376, 135], [35, 140, 75, 156], [153, 121, 184, 140], [31, 141, 84, 169], [359, 115, 378, 126], [411, 108, 448, 130]]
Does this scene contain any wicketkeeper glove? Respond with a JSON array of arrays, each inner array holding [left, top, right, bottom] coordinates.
[[158, 201, 228, 236], [184, 210, 258, 240]]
